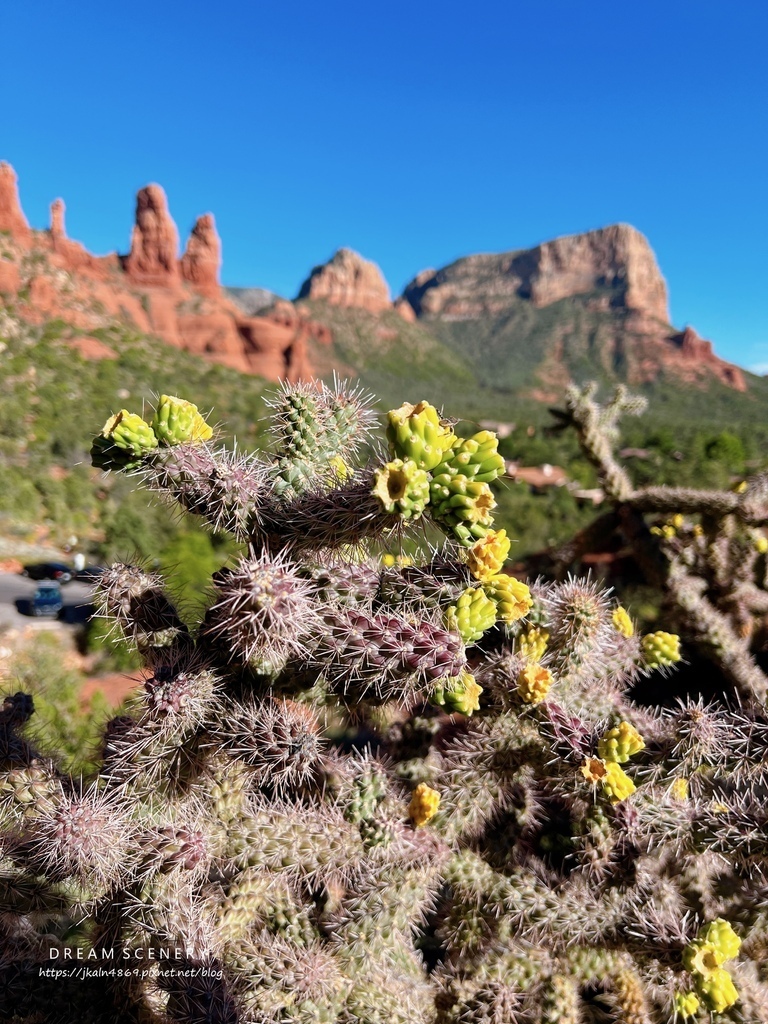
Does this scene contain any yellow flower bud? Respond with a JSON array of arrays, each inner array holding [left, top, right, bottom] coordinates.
[[612, 606, 634, 638], [602, 762, 636, 804], [467, 529, 511, 580], [408, 783, 440, 826]]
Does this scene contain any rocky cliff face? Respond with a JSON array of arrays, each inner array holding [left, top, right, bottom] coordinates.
[[402, 224, 669, 323], [0, 165, 326, 382], [297, 247, 391, 313], [400, 225, 747, 393]]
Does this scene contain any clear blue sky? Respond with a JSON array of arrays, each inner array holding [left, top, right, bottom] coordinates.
[[1, 1, 766, 369]]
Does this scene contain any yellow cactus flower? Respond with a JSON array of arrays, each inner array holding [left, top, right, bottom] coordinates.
[[467, 529, 511, 580], [683, 940, 723, 977], [518, 625, 549, 662], [602, 761, 636, 804], [612, 606, 634, 638], [408, 783, 440, 826], [580, 757, 609, 784], [516, 664, 553, 704]]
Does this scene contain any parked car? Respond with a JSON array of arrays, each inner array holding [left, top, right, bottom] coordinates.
[[32, 582, 63, 618], [21, 562, 73, 583]]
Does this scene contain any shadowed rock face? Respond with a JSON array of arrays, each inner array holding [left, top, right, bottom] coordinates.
[[297, 247, 391, 313], [402, 224, 669, 323]]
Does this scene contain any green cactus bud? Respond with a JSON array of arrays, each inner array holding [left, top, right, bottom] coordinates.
[[151, 394, 213, 445], [597, 721, 645, 764], [430, 670, 483, 715], [695, 968, 739, 1013], [385, 400, 455, 471], [430, 472, 497, 546], [437, 429, 505, 483], [445, 587, 497, 644], [101, 410, 158, 457], [90, 432, 144, 471], [642, 630, 682, 669], [371, 458, 430, 519], [700, 918, 741, 961]]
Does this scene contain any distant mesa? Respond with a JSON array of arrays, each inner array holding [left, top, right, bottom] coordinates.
[[297, 247, 391, 314], [401, 224, 669, 323]]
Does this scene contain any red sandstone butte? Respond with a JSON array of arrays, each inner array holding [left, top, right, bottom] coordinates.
[[0, 163, 328, 382], [181, 214, 222, 299], [0, 162, 32, 245], [124, 184, 181, 286]]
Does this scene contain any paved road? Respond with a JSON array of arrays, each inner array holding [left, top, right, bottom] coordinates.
[[0, 573, 97, 629]]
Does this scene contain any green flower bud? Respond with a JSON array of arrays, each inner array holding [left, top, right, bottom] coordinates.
[[700, 919, 741, 961], [597, 721, 645, 764], [673, 991, 700, 1019], [437, 429, 505, 483], [385, 400, 455, 471], [430, 670, 483, 715], [695, 968, 739, 1014], [101, 410, 158, 457], [642, 630, 682, 669], [445, 587, 497, 644], [482, 573, 533, 624], [151, 394, 213, 446]]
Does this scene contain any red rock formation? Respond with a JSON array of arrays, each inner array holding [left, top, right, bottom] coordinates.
[[298, 248, 391, 313], [181, 214, 221, 298], [403, 225, 669, 324], [670, 326, 746, 392], [0, 162, 32, 244], [50, 198, 66, 243], [394, 297, 416, 323], [47, 198, 117, 278], [124, 184, 180, 285]]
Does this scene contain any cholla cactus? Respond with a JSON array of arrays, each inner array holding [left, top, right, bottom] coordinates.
[[549, 382, 768, 703], [2, 381, 768, 1023]]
